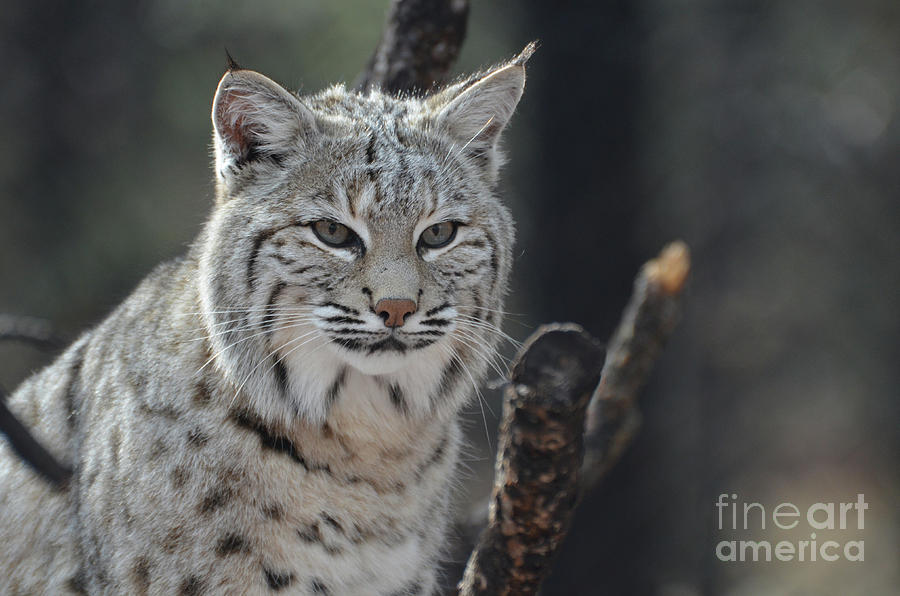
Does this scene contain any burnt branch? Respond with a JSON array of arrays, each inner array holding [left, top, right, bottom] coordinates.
[[0, 388, 72, 487], [456, 325, 605, 596], [0, 314, 64, 351], [0, 314, 69, 485], [356, 0, 469, 94], [582, 241, 690, 489], [454, 242, 690, 594]]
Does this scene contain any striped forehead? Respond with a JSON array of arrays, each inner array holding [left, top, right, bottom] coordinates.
[[306, 90, 472, 220], [334, 156, 440, 222]]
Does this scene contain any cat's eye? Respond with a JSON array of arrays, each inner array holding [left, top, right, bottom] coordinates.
[[312, 220, 357, 248], [419, 222, 458, 249]]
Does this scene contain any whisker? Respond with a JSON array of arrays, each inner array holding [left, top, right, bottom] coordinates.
[[189, 314, 317, 345], [442, 342, 494, 449], [199, 322, 320, 374], [451, 329, 509, 379], [455, 318, 522, 349], [464, 304, 527, 318], [174, 305, 319, 316], [228, 330, 326, 409]]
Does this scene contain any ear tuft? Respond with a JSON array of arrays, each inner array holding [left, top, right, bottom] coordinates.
[[511, 40, 539, 66], [224, 48, 241, 72], [211, 70, 317, 184], [434, 46, 531, 168]]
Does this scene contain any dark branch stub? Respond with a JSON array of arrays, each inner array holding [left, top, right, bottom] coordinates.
[[0, 314, 64, 350], [356, 0, 469, 95], [0, 315, 70, 485], [457, 325, 605, 596]]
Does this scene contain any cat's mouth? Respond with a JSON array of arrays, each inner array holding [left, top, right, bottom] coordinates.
[[328, 330, 441, 355], [310, 301, 456, 374], [322, 328, 449, 376]]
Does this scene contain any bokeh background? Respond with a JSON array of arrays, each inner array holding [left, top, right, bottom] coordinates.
[[1, 1, 897, 594]]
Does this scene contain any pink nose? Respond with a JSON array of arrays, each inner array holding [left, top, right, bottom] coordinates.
[[375, 298, 417, 328]]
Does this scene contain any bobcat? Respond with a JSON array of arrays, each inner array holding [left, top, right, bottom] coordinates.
[[0, 46, 529, 595]]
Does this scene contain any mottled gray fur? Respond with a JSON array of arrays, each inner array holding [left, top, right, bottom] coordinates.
[[0, 47, 529, 595]]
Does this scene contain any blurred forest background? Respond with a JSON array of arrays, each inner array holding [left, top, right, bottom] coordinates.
[[0, 1, 897, 594]]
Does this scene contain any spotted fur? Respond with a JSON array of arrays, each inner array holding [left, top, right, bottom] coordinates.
[[0, 47, 529, 594]]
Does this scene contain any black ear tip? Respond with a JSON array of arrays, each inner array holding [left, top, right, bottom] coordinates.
[[224, 48, 242, 72]]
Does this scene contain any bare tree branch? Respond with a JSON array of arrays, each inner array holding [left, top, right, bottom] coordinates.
[[0, 388, 72, 487], [455, 325, 604, 596], [0, 315, 69, 485], [356, 0, 469, 94], [582, 241, 690, 489], [0, 314, 64, 351]]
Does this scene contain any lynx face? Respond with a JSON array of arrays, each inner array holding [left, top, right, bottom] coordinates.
[[198, 60, 525, 423]]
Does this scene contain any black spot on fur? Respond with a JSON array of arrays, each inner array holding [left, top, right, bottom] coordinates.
[[131, 556, 151, 592], [311, 578, 331, 594], [148, 438, 168, 461], [388, 383, 408, 415], [180, 575, 205, 596], [171, 466, 189, 489], [192, 380, 213, 406], [162, 526, 183, 553], [216, 532, 250, 556], [138, 402, 181, 420], [200, 484, 233, 513], [67, 569, 88, 594], [297, 522, 322, 544], [321, 513, 344, 533], [262, 503, 284, 521], [187, 427, 209, 448], [264, 568, 295, 591]]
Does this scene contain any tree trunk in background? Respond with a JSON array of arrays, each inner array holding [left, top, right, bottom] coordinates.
[[515, 1, 651, 594], [517, 0, 643, 336]]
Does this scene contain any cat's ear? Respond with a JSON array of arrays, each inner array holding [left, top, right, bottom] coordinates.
[[212, 68, 317, 183], [433, 44, 533, 168]]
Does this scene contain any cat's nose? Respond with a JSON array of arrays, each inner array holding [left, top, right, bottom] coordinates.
[[375, 298, 417, 328]]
